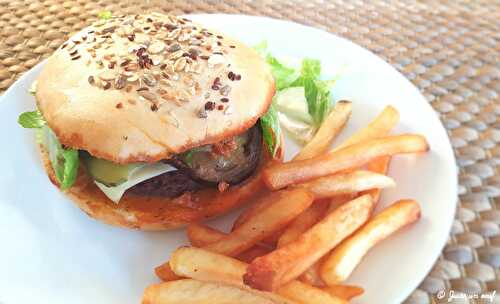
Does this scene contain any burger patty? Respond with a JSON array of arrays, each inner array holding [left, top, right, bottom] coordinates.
[[127, 124, 263, 198]]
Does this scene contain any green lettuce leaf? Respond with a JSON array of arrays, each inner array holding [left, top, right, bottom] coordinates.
[[260, 102, 281, 157], [291, 59, 335, 126], [266, 54, 299, 90], [60, 149, 79, 190], [253, 41, 299, 90], [18, 110, 46, 129], [44, 127, 79, 191], [253, 40, 268, 57], [19, 109, 79, 190]]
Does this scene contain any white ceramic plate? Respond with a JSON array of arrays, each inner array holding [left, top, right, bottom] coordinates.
[[0, 14, 457, 304]]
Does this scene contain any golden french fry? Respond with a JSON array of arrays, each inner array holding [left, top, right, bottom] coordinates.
[[142, 279, 283, 304], [155, 262, 181, 282], [187, 223, 225, 247], [232, 200, 269, 231], [321, 199, 421, 284], [156, 189, 313, 281], [362, 156, 391, 203], [333, 105, 400, 152], [294, 100, 352, 161], [263, 134, 429, 190], [327, 194, 357, 213], [323, 284, 365, 300], [277, 200, 330, 248], [277, 281, 347, 304], [169, 247, 347, 304], [187, 223, 272, 263], [203, 188, 314, 256], [300, 262, 325, 287], [231, 196, 283, 247], [298, 170, 395, 199], [237, 245, 274, 263], [244, 195, 374, 291]]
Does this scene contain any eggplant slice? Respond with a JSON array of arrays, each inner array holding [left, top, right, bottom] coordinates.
[[127, 124, 262, 198]]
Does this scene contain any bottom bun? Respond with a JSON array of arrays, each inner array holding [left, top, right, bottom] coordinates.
[[39, 139, 284, 231]]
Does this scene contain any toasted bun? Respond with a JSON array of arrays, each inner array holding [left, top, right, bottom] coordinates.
[[36, 13, 274, 164], [39, 136, 284, 230]]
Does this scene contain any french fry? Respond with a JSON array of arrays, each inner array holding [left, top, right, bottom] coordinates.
[[298, 170, 395, 199], [298, 195, 357, 287], [142, 279, 285, 304], [332, 105, 399, 152], [293, 100, 352, 161], [187, 224, 224, 247], [320, 199, 421, 284], [300, 262, 325, 287], [187, 223, 272, 263], [277, 281, 347, 304], [232, 197, 283, 247], [156, 189, 313, 281], [203, 188, 314, 256], [263, 134, 429, 190], [170, 247, 347, 304], [233, 193, 270, 230], [323, 284, 364, 300], [237, 245, 274, 263], [155, 262, 181, 282], [327, 194, 357, 213], [244, 195, 374, 291], [362, 156, 391, 203], [277, 200, 330, 248]]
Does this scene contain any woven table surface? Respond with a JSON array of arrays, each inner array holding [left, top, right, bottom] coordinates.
[[1, 0, 499, 303]]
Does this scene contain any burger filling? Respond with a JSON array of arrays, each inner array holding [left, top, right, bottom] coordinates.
[[24, 110, 263, 203], [127, 124, 262, 198]]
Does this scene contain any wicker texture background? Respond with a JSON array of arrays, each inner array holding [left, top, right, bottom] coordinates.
[[1, 0, 499, 303]]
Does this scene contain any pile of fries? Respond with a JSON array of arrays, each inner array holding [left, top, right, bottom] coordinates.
[[143, 104, 428, 304]]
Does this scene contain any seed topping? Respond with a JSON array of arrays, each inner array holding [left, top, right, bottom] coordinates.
[[63, 13, 243, 119]]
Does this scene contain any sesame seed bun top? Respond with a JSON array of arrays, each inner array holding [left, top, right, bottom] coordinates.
[[36, 13, 275, 164]]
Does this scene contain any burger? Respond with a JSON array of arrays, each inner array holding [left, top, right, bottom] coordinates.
[[18, 13, 283, 230]]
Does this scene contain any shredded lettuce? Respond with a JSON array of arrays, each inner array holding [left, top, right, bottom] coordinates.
[[18, 110, 46, 129], [18, 110, 79, 190], [260, 103, 281, 157], [254, 41, 337, 151], [291, 58, 335, 125], [265, 55, 300, 90]]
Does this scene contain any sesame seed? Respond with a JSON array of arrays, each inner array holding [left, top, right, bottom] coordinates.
[[88, 75, 95, 84], [116, 102, 123, 109], [71, 55, 81, 60], [220, 97, 229, 103], [205, 101, 215, 111], [69, 50, 78, 56], [120, 59, 131, 67], [197, 108, 207, 118], [229, 45, 236, 48]]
